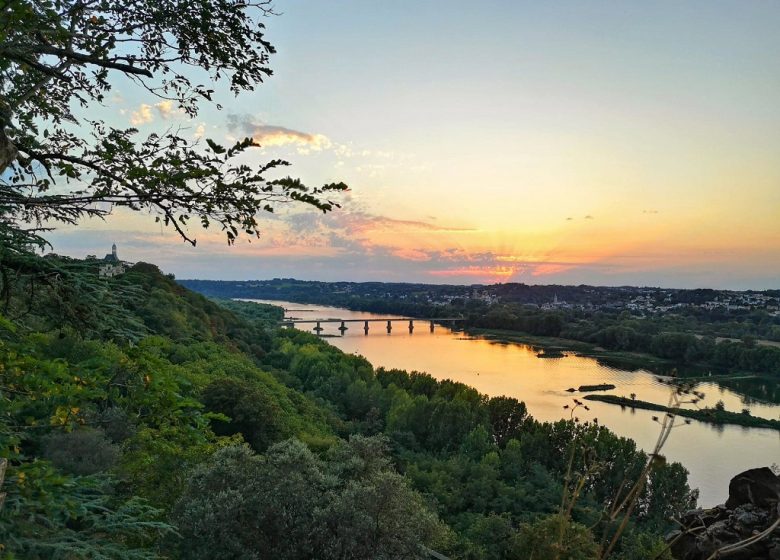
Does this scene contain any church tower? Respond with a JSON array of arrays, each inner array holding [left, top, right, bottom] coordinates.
[[112, 243, 117, 259]]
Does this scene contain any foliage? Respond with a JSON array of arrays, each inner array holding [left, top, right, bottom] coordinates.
[[202, 377, 286, 452], [41, 428, 120, 476], [514, 514, 600, 560], [0, 0, 346, 246], [173, 438, 450, 560], [0, 258, 699, 558], [212, 298, 284, 326], [584, 395, 780, 431], [183, 279, 780, 381], [0, 1, 702, 556], [1, 473, 172, 560]]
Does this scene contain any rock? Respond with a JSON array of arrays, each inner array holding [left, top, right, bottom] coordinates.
[[705, 519, 739, 543], [668, 467, 780, 560], [678, 505, 728, 527], [731, 504, 769, 529], [725, 467, 780, 509]]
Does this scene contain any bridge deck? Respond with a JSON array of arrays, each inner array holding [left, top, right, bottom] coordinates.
[[280, 317, 463, 324]]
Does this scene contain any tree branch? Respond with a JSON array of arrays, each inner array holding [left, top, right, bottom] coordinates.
[[26, 45, 154, 78]]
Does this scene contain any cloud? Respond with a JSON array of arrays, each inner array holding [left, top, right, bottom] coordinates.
[[348, 213, 475, 233], [429, 266, 517, 279], [280, 209, 475, 251], [193, 123, 206, 139], [253, 125, 330, 150], [584, 215, 595, 220], [643, 209, 659, 214], [129, 101, 184, 125], [531, 263, 574, 276], [154, 100, 182, 120], [227, 115, 331, 152], [130, 104, 154, 125], [391, 248, 432, 262]]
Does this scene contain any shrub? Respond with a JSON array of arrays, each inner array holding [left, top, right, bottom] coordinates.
[[42, 428, 120, 476]]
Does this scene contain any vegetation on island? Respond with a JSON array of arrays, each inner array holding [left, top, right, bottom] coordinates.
[[577, 384, 617, 393], [583, 395, 780, 432]]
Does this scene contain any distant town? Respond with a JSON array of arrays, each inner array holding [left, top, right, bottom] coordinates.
[[180, 278, 780, 317]]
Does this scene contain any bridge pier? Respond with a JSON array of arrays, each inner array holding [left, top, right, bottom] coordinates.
[[408, 319, 414, 333], [386, 320, 392, 334], [313, 321, 323, 334], [430, 320, 435, 332], [364, 320, 369, 335], [338, 321, 348, 334]]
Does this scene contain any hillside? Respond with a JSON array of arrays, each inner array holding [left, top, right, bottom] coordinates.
[[1, 256, 702, 559]]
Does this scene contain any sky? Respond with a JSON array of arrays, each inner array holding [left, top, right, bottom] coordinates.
[[48, 1, 780, 289]]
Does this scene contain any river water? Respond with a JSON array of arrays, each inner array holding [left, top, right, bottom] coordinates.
[[251, 300, 780, 507]]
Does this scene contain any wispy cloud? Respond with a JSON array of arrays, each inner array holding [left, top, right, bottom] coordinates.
[[227, 115, 331, 153], [429, 266, 518, 280], [346, 213, 476, 234]]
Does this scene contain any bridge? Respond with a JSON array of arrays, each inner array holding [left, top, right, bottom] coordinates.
[[279, 317, 465, 334]]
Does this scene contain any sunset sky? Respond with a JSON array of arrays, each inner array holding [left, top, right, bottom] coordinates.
[[49, 1, 780, 289]]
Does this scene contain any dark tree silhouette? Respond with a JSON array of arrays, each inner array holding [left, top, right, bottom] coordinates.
[[0, 0, 346, 246]]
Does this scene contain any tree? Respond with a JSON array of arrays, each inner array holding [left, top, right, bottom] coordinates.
[[487, 395, 528, 446], [0, 0, 347, 247], [202, 377, 285, 451], [173, 438, 449, 559]]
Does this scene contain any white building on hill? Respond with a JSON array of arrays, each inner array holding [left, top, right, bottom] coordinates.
[[98, 244, 128, 278]]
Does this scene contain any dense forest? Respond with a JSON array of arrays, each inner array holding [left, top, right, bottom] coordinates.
[[0, 253, 698, 559], [181, 280, 780, 380]]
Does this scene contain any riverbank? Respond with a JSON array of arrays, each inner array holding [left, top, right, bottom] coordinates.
[[583, 394, 780, 431], [470, 328, 681, 372], [240, 298, 780, 506], [468, 327, 769, 383], [469, 327, 780, 407]]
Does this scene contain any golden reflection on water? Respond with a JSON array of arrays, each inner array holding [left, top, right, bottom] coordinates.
[[252, 300, 780, 507]]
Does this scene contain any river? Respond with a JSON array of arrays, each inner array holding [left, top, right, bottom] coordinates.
[[251, 299, 780, 507]]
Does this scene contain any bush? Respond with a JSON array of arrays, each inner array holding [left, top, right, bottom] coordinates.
[[515, 514, 600, 560], [202, 378, 284, 452], [41, 428, 120, 476], [173, 438, 449, 560]]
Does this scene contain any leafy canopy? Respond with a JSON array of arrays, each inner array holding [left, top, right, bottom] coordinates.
[[0, 0, 347, 246]]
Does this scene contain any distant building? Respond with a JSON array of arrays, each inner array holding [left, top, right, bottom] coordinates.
[[99, 263, 126, 278], [542, 293, 569, 310], [103, 243, 119, 263], [98, 243, 127, 277]]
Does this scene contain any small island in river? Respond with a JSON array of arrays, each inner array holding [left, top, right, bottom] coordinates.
[[577, 384, 616, 392], [584, 394, 780, 431]]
